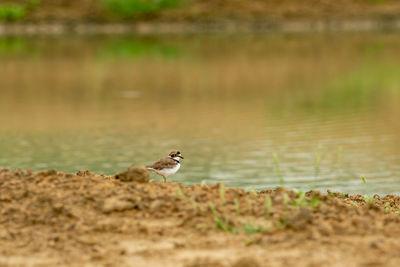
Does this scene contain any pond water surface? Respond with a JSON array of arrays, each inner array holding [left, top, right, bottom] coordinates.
[[0, 33, 399, 195]]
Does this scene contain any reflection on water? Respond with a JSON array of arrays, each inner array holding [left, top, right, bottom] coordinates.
[[0, 33, 399, 195]]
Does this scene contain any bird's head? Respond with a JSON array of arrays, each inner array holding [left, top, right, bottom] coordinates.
[[169, 150, 184, 161]]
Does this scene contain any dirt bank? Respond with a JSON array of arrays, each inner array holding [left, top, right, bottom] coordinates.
[[2, 0, 400, 34], [1, 167, 400, 266], [6, 0, 400, 23]]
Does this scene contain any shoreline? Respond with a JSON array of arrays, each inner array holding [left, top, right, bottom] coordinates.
[[1, 167, 399, 266], [2, 18, 400, 36]]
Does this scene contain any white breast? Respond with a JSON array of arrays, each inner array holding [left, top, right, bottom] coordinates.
[[158, 163, 180, 177]]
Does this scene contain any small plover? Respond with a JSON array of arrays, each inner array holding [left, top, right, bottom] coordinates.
[[146, 150, 184, 182]]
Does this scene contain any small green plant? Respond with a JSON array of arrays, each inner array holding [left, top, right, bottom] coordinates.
[[293, 190, 306, 207], [243, 238, 254, 246], [98, 0, 186, 18], [0, 4, 26, 22], [310, 197, 320, 210], [249, 188, 258, 197], [273, 153, 284, 185], [283, 193, 291, 208], [276, 218, 287, 228], [385, 202, 390, 213], [361, 176, 367, 184], [209, 202, 237, 234], [363, 195, 374, 204], [243, 223, 264, 235], [176, 187, 198, 209], [0, 0, 39, 22]]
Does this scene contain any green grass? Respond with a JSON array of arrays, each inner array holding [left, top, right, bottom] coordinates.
[[385, 202, 390, 213], [272, 153, 284, 185], [363, 195, 374, 204], [0, 1, 40, 22], [98, 0, 187, 18], [361, 176, 367, 184], [243, 223, 264, 235], [209, 202, 238, 234], [0, 4, 26, 22]]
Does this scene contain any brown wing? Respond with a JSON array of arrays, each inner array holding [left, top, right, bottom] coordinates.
[[147, 157, 176, 170]]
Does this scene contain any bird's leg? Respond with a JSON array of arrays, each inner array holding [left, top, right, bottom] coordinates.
[[163, 176, 166, 183]]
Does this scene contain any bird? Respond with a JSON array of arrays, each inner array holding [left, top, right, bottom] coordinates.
[[146, 150, 184, 183]]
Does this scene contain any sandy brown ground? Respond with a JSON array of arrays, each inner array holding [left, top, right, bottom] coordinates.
[[1, 167, 400, 266]]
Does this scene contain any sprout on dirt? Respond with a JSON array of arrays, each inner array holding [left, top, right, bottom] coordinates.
[[385, 202, 390, 213], [243, 223, 264, 235], [176, 187, 199, 209], [293, 190, 306, 207], [283, 193, 290, 208], [209, 202, 237, 234], [363, 195, 374, 204], [310, 197, 320, 210]]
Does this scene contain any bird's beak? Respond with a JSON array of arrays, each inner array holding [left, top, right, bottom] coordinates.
[[179, 155, 184, 159]]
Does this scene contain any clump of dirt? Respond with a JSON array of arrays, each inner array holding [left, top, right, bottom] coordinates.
[[0, 167, 400, 266], [114, 166, 148, 183]]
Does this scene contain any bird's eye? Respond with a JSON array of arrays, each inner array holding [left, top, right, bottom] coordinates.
[[177, 151, 180, 154]]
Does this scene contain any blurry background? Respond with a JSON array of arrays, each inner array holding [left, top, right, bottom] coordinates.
[[0, 1, 400, 195], [1, 34, 399, 195]]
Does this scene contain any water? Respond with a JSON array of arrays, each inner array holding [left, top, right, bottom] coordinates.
[[0, 33, 399, 195]]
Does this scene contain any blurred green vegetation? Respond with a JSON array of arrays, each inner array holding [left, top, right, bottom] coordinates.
[[288, 63, 400, 115], [97, 0, 187, 18], [0, 4, 26, 22], [0, 0, 40, 22]]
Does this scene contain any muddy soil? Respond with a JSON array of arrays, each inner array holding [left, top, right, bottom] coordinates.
[[1, 167, 400, 266]]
